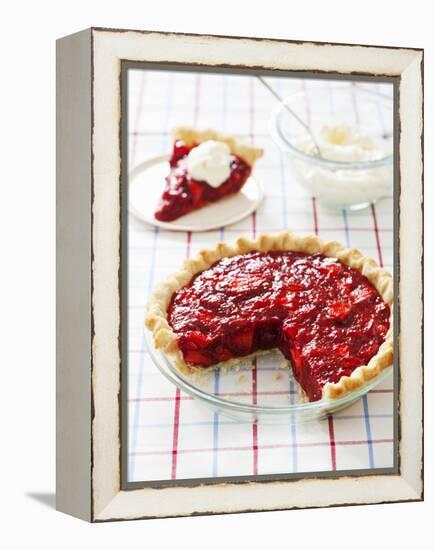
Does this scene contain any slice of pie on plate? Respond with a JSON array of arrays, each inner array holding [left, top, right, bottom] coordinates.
[[154, 127, 263, 222], [145, 231, 393, 402]]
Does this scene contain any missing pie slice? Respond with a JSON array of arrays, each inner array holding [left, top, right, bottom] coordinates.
[[145, 232, 393, 402], [154, 127, 263, 222]]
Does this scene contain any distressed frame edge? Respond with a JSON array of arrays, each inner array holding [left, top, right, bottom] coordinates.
[[56, 27, 93, 522], [88, 29, 423, 522], [95, 475, 421, 522], [396, 52, 424, 499], [91, 25, 424, 54]]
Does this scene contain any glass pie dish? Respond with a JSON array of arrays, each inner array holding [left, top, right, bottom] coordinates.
[[145, 330, 393, 424], [270, 86, 393, 210]]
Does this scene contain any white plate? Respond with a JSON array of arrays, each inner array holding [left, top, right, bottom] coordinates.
[[129, 155, 264, 232]]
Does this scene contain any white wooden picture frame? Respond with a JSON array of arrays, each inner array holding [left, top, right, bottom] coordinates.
[[56, 27, 423, 522]]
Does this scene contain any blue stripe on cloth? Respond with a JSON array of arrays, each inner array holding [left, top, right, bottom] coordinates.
[[130, 226, 159, 480], [130, 71, 174, 481], [278, 104, 297, 472], [342, 208, 375, 468], [129, 331, 147, 479], [279, 150, 289, 229], [289, 380, 298, 472], [212, 224, 225, 476], [362, 395, 375, 468], [342, 208, 350, 247], [212, 370, 221, 476], [129, 412, 392, 430]]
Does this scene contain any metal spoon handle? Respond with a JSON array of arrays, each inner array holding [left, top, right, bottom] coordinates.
[[257, 76, 322, 157]]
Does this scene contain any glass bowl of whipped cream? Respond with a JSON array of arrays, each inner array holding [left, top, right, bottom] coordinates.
[[270, 86, 393, 210]]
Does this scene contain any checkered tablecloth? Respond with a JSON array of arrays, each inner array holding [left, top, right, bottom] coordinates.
[[127, 69, 394, 483]]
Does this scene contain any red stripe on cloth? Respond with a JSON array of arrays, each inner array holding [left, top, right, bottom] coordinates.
[[371, 204, 384, 267], [171, 231, 192, 479], [249, 77, 255, 141], [312, 194, 337, 471], [312, 197, 319, 235], [129, 387, 392, 403], [186, 230, 192, 258], [171, 389, 181, 479], [131, 395, 193, 403], [252, 359, 258, 475], [252, 212, 257, 238], [328, 416, 337, 470], [131, 389, 294, 403], [248, 83, 259, 478], [133, 225, 393, 235], [131, 438, 393, 457], [250, 79, 257, 240]]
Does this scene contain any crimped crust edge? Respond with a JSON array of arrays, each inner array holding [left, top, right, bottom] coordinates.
[[145, 231, 394, 400]]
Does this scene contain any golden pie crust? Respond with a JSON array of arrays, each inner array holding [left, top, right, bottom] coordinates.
[[172, 127, 264, 166], [145, 231, 393, 400]]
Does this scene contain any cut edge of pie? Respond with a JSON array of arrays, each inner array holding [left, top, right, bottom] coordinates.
[[172, 127, 264, 166], [145, 231, 393, 401]]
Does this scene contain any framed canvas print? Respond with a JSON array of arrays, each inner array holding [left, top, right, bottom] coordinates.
[[56, 28, 423, 522]]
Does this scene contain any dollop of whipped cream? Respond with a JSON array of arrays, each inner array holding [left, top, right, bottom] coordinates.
[[187, 140, 231, 187], [300, 125, 385, 162]]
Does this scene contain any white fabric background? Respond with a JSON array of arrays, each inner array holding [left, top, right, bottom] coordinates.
[[127, 70, 395, 483]]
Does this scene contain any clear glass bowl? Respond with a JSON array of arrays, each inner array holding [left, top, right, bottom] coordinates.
[[270, 86, 393, 210], [145, 330, 393, 424]]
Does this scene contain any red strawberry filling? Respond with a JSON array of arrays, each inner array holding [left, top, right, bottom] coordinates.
[[154, 140, 252, 222], [168, 251, 391, 402]]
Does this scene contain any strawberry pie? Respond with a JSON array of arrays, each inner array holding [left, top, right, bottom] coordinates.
[[154, 128, 263, 222], [145, 232, 393, 402]]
